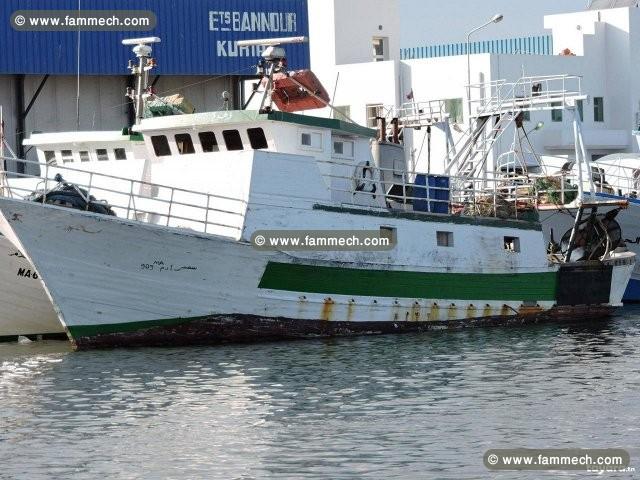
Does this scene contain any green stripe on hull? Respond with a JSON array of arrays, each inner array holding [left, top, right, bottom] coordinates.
[[67, 316, 205, 339], [259, 262, 558, 301]]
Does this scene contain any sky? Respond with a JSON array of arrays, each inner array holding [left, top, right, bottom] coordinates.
[[399, 0, 590, 47]]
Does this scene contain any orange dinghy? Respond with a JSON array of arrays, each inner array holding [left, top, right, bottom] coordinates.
[[270, 70, 330, 112]]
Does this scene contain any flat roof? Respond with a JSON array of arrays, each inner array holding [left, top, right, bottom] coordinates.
[[24, 131, 141, 146], [135, 110, 378, 138]]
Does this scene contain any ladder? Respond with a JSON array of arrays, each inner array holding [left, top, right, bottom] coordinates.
[[445, 75, 588, 182]]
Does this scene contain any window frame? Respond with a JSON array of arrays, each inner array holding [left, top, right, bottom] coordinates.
[[247, 127, 269, 150], [372, 36, 389, 62], [60, 149, 74, 164], [43, 150, 57, 165], [114, 148, 128, 160], [198, 131, 219, 153], [594, 97, 604, 122], [174, 133, 196, 155], [298, 129, 323, 152], [96, 148, 109, 161], [222, 129, 244, 151], [551, 103, 563, 122], [151, 135, 172, 157], [366, 104, 384, 128], [503, 236, 521, 253], [436, 231, 454, 248], [332, 138, 355, 158]]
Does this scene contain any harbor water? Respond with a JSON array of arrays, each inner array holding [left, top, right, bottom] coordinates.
[[1, 308, 639, 479]]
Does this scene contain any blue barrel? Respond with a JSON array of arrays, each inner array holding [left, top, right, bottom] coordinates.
[[428, 175, 450, 214], [413, 174, 450, 214]]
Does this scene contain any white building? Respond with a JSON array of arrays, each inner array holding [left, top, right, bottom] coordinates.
[[305, 0, 640, 174]]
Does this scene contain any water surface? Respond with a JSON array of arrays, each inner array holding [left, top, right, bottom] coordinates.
[[1, 309, 639, 479]]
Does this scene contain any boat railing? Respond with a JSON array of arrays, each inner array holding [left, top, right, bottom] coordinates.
[[537, 158, 640, 200], [469, 74, 585, 118], [317, 159, 543, 220], [0, 156, 248, 234]]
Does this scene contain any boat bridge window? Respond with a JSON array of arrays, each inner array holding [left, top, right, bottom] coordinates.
[[96, 149, 109, 161], [504, 236, 521, 253], [247, 128, 268, 150], [333, 140, 354, 158], [223, 130, 244, 151], [61, 150, 73, 164], [175, 134, 195, 155], [300, 131, 322, 150], [437, 231, 454, 247], [199, 131, 219, 153], [114, 148, 127, 160], [44, 151, 56, 165], [79, 151, 90, 162], [151, 135, 172, 157]]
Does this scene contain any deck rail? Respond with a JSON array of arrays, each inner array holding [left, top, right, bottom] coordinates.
[[0, 156, 247, 234]]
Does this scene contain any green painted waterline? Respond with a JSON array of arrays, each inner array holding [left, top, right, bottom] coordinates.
[[67, 316, 207, 339], [259, 262, 558, 301]]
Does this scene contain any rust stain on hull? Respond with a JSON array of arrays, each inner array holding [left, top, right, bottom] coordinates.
[[72, 305, 618, 350]]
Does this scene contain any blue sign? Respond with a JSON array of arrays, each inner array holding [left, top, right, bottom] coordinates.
[[0, 0, 310, 75]]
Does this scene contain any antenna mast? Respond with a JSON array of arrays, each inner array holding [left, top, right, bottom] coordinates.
[[123, 37, 161, 125], [237, 36, 307, 113]]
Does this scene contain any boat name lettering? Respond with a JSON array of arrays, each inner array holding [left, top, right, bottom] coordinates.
[[16, 268, 38, 279], [140, 260, 197, 273]]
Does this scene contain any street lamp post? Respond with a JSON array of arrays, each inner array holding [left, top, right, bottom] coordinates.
[[466, 14, 504, 130]]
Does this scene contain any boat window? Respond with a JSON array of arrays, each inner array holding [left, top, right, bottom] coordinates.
[[114, 148, 127, 160], [504, 236, 521, 253], [151, 135, 171, 157], [61, 150, 74, 164], [333, 140, 354, 157], [44, 151, 56, 165], [79, 151, 90, 162], [96, 149, 109, 161], [300, 131, 322, 149], [175, 133, 195, 155], [199, 131, 219, 153], [437, 231, 454, 247], [247, 128, 268, 150], [223, 130, 244, 151]]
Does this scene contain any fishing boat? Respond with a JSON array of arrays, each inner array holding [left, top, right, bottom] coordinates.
[[0, 37, 633, 349]]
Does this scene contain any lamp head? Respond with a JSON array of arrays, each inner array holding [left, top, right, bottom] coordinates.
[[491, 14, 504, 23], [535, 121, 545, 131]]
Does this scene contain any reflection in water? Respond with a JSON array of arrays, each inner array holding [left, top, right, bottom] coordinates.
[[1, 309, 639, 479]]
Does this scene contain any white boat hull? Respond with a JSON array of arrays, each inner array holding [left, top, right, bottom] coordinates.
[[0, 197, 632, 349], [0, 235, 62, 338]]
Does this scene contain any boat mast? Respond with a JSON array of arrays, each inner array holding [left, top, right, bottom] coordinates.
[[122, 37, 161, 125], [237, 36, 307, 114]]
